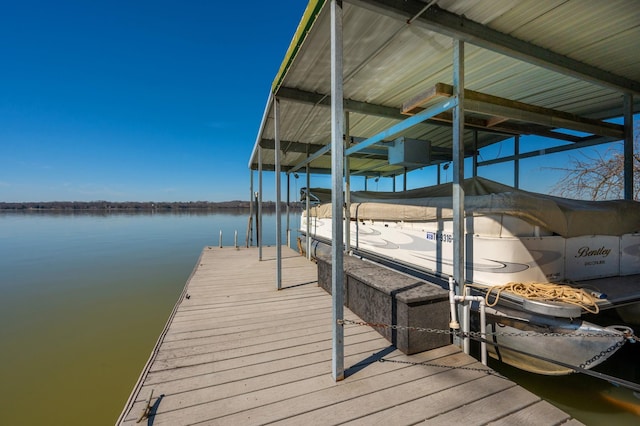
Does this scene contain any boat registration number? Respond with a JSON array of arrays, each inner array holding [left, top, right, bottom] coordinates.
[[426, 232, 453, 243]]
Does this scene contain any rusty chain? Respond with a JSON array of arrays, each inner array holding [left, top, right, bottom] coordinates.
[[337, 318, 639, 341], [339, 318, 638, 371], [579, 339, 628, 369], [377, 358, 508, 378]]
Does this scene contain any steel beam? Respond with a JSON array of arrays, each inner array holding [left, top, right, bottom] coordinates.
[[277, 86, 405, 120], [260, 138, 326, 155], [289, 144, 332, 173], [477, 135, 619, 167], [345, 97, 457, 157], [276, 86, 592, 140]]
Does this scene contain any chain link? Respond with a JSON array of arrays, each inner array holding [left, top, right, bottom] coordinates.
[[338, 318, 639, 341], [377, 358, 508, 378], [579, 339, 627, 369], [338, 319, 455, 335], [339, 318, 637, 370]]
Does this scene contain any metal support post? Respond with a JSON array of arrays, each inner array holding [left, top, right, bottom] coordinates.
[[452, 39, 466, 351], [286, 173, 291, 248], [514, 135, 520, 189], [275, 98, 282, 290], [254, 191, 259, 246], [258, 145, 263, 261], [306, 163, 311, 260], [330, 0, 345, 382], [624, 93, 634, 200], [472, 131, 478, 178], [345, 112, 351, 253], [248, 170, 254, 247], [403, 167, 407, 191]]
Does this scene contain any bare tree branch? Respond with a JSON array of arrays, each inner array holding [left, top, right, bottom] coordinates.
[[546, 121, 639, 200]]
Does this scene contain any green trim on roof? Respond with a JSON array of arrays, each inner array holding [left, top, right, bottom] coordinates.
[[272, 0, 326, 94]]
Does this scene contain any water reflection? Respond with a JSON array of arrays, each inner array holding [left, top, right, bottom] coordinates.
[[0, 210, 300, 426]]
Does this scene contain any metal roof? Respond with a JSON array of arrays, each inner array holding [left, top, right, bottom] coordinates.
[[249, 0, 640, 177]]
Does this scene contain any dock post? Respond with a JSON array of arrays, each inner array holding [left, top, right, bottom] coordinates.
[[274, 97, 282, 290], [472, 131, 478, 178], [248, 170, 254, 247], [514, 134, 520, 189], [254, 191, 260, 247], [403, 167, 407, 191], [306, 162, 311, 260], [286, 173, 291, 249], [258, 145, 263, 261], [330, 0, 345, 382], [345, 112, 351, 254], [452, 38, 467, 351]]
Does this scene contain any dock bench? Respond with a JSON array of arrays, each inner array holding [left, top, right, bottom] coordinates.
[[316, 253, 450, 354]]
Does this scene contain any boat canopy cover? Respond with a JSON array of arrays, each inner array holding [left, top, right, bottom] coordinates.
[[306, 177, 640, 237]]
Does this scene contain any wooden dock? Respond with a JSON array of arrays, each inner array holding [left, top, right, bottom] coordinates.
[[118, 246, 583, 425]]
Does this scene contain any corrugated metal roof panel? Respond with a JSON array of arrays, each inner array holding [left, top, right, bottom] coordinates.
[[251, 0, 640, 175]]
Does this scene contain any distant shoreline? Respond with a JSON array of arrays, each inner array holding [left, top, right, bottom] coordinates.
[[0, 201, 301, 211]]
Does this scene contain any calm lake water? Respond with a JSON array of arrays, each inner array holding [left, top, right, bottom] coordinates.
[[0, 209, 295, 425], [1, 210, 639, 425]]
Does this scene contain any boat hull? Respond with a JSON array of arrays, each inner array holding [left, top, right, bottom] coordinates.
[[298, 226, 632, 375], [484, 306, 626, 375], [302, 216, 639, 286]]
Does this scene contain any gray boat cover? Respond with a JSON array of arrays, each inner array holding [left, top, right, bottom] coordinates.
[[306, 177, 640, 237]]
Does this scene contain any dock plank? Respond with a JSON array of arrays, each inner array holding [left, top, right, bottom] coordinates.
[[118, 246, 582, 425], [486, 400, 579, 426]]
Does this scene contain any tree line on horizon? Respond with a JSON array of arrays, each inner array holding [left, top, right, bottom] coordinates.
[[0, 200, 301, 211]]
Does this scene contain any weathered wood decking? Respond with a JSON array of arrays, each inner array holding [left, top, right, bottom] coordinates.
[[118, 246, 582, 425]]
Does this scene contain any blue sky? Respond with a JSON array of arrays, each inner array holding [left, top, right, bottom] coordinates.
[[0, 0, 307, 202], [0, 1, 634, 202]]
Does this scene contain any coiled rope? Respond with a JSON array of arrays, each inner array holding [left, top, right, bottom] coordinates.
[[469, 282, 602, 314]]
